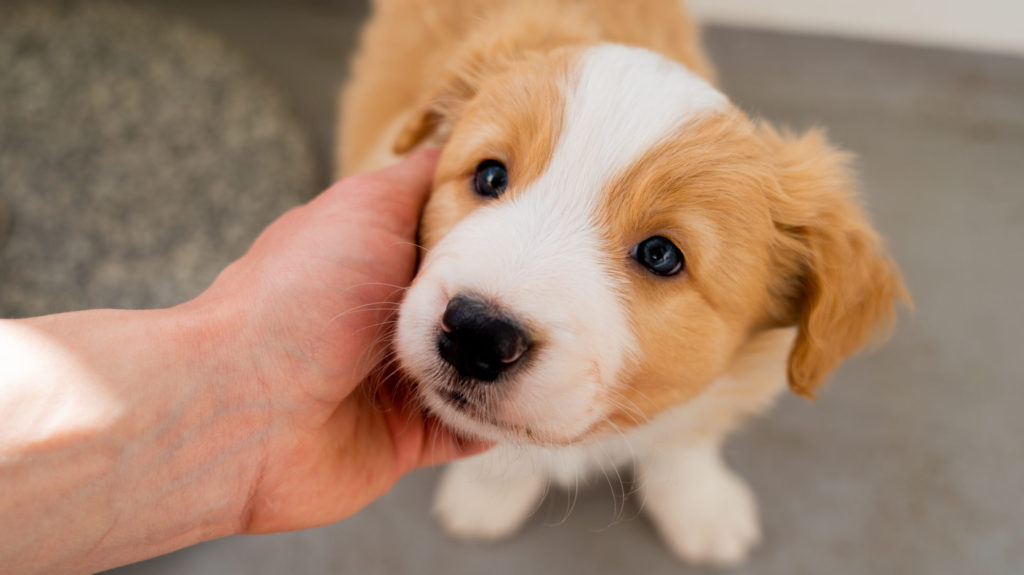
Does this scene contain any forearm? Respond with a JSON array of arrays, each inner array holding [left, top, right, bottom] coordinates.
[[0, 306, 261, 574]]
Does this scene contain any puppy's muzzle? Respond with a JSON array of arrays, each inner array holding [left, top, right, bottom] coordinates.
[[437, 294, 531, 382]]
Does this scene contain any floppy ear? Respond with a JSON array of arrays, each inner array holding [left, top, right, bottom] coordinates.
[[761, 124, 910, 398], [390, 24, 539, 154], [392, 67, 477, 155], [392, 4, 598, 155]]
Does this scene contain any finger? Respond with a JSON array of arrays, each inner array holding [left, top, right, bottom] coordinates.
[[374, 373, 494, 471], [365, 148, 441, 207], [418, 418, 494, 468], [315, 149, 440, 235]]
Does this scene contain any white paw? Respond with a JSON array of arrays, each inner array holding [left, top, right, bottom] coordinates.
[[433, 461, 546, 541], [643, 463, 761, 567]]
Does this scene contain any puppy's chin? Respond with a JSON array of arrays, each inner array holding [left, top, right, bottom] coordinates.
[[398, 349, 611, 447], [414, 377, 603, 446], [418, 385, 543, 444]]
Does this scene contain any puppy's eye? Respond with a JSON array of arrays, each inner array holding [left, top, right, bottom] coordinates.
[[632, 236, 685, 276], [473, 160, 508, 198]]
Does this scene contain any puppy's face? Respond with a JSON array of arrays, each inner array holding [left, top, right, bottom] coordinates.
[[396, 44, 904, 445]]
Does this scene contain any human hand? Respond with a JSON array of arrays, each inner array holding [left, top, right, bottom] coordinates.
[[186, 149, 488, 533], [0, 150, 490, 575]]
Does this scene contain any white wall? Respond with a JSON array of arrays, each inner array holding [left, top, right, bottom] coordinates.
[[690, 0, 1024, 56]]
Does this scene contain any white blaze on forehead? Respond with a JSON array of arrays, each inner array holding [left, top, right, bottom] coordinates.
[[542, 43, 729, 206]]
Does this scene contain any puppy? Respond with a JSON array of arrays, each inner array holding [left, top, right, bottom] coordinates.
[[338, 0, 907, 566]]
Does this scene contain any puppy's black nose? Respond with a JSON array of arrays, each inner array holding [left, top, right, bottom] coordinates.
[[438, 295, 530, 382]]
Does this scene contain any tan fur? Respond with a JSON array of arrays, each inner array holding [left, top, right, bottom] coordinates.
[[415, 49, 572, 249], [759, 126, 910, 397], [595, 112, 779, 426], [338, 0, 712, 177], [588, 113, 909, 428]]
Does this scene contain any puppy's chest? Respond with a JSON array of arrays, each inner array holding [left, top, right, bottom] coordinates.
[[507, 332, 795, 486], [510, 395, 736, 487]]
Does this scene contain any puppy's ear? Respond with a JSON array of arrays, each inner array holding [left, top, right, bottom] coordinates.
[[391, 29, 527, 154], [392, 68, 477, 155], [393, 4, 598, 155], [761, 124, 910, 398]]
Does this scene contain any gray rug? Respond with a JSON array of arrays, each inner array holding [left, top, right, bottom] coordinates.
[[0, 0, 316, 317]]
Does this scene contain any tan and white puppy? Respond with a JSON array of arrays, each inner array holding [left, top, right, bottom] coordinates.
[[338, 0, 907, 566]]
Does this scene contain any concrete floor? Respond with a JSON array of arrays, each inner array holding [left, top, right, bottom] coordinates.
[[1, 1, 1022, 574]]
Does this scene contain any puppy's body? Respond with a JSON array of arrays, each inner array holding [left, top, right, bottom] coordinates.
[[431, 326, 795, 564], [339, 0, 905, 566]]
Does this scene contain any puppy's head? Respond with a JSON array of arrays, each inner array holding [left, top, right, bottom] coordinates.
[[395, 44, 906, 445]]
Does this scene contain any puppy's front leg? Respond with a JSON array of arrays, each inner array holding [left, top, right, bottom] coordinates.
[[639, 441, 761, 567], [434, 446, 547, 541]]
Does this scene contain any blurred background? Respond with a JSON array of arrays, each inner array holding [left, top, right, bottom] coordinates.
[[1, 0, 1021, 574]]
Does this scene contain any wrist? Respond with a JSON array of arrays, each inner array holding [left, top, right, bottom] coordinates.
[[84, 303, 269, 564], [158, 299, 273, 536]]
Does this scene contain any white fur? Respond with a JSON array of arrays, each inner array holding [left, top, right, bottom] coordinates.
[[437, 434, 761, 565], [396, 191, 628, 443], [551, 44, 728, 201], [640, 440, 761, 566], [434, 450, 547, 541]]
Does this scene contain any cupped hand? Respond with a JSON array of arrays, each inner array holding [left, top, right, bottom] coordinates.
[[190, 150, 487, 533]]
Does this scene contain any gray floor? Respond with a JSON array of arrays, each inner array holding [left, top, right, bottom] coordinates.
[[1, 1, 1022, 574]]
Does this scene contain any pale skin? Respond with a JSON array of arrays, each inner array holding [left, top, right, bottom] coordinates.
[[0, 150, 486, 575]]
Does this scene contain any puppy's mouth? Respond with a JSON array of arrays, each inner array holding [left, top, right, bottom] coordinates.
[[432, 383, 513, 429], [423, 378, 594, 446], [423, 377, 545, 441], [443, 388, 471, 409]]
